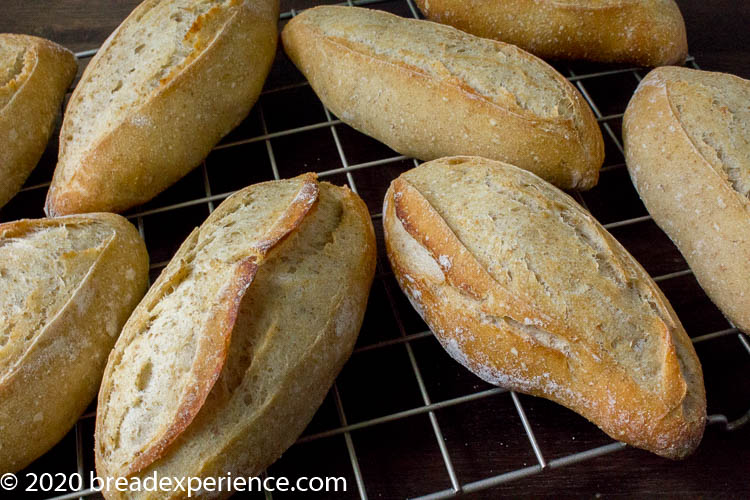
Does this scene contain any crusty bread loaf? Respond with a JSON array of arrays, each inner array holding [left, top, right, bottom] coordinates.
[[384, 156, 705, 459], [415, 0, 688, 66], [0, 213, 148, 473], [0, 34, 76, 209], [95, 173, 376, 499], [46, 0, 280, 216], [624, 67, 750, 334], [282, 6, 604, 190]]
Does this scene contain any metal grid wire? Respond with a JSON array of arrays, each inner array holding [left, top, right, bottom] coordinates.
[[5, 0, 743, 498]]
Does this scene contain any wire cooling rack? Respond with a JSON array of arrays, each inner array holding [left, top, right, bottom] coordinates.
[[2, 0, 749, 498]]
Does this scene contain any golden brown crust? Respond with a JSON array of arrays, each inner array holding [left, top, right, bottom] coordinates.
[[624, 67, 750, 334], [0, 213, 149, 473], [415, 0, 688, 66], [46, 0, 280, 216], [253, 173, 320, 254], [282, 6, 603, 190], [123, 255, 259, 476], [97, 174, 319, 478], [0, 34, 76, 209], [384, 157, 705, 459], [96, 176, 375, 499]]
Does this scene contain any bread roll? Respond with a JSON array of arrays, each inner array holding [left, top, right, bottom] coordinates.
[[0, 34, 76, 209], [383, 156, 705, 459], [624, 67, 750, 334], [46, 0, 280, 216], [282, 6, 604, 190], [0, 213, 148, 473], [95, 173, 376, 499], [414, 0, 688, 66]]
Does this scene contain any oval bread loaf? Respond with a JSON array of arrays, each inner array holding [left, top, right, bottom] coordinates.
[[624, 67, 750, 334], [46, 0, 280, 216], [415, 0, 688, 66], [0, 213, 149, 473], [282, 6, 604, 190], [384, 156, 705, 459], [0, 34, 76, 209], [95, 173, 376, 499]]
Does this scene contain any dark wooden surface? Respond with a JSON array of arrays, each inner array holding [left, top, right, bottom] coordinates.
[[2, 1, 750, 499]]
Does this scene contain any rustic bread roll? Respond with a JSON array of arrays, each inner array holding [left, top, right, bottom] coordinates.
[[0, 34, 76, 209], [384, 156, 705, 459], [624, 67, 750, 334], [282, 6, 604, 190], [46, 0, 280, 216], [0, 213, 148, 473], [95, 173, 376, 499], [415, 0, 688, 66]]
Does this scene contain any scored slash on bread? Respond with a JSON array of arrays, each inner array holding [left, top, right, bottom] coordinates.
[[384, 157, 706, 459], [282, 6, 604, 190], [624, 67, 750, 335], [393, 177, 531, 316], [0, 34, 77, 209], [0, 213, 149, 473], [96, 173, 319, 478], [46, 0, 280, 216], [96, 172, 376, 500], [95, 173, 377, 499], [119, 254, 259, 478], [252, 178, 320, 255]]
